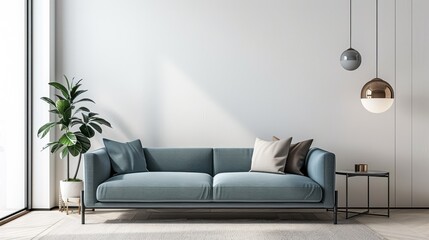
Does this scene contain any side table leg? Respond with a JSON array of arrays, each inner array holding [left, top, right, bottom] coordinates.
[[346, 175, 349, 219], [388, 173, 390, 217], [334, 190, 338, 224], [367, 176, 370, 213]]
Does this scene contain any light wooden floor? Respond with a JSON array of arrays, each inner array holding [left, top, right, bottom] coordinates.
[[0, 209, 428, 239], [356, 209, 429, 240]]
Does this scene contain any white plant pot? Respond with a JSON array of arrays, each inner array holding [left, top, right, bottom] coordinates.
[[60, 180, 83, 202]]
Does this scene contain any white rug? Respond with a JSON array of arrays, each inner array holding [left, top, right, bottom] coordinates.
[[36, 210, 385, 240]]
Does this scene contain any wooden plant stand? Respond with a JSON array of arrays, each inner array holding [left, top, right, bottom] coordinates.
[[59, 193, 81, 215]]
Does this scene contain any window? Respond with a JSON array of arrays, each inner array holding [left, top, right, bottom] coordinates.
[[0, 0, 28, 220]]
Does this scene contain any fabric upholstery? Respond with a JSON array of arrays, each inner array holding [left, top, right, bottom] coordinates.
[[103, 139, 148, 174], [144, 148, 213, 175], [213, 172, 322, 202], [250, 137, 292, 174], [285, 139, 313, 175], [83, 148, 113, 207], [305, 148, 336, 208], [84, 147, 335, 209], [213, 148, 253, 174], [97, 172, 212, 202], [272, 136, 313, 175]]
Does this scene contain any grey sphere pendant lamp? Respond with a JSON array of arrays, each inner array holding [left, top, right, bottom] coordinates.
[[360, 0, 394, 113], [340, 0, 362, 71]]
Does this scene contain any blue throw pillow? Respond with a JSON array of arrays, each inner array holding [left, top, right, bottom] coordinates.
[[103, 138, 148, 174]]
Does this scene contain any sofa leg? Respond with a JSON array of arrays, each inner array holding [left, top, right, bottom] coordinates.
[[81, 190, 85, 224], [333, 190, 338, 224]]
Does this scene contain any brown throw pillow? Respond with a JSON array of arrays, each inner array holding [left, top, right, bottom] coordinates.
[[273, 136, 313, 175]]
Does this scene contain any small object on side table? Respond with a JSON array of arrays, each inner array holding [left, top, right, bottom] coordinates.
[[336, 170, 389, 219], [354, 164, 368, 172]]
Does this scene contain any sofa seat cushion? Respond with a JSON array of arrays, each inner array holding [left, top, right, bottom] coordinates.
[[213, 172, 322, 202], [97, 172, 212, 202]]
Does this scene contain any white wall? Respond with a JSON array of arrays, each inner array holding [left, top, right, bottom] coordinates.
[[411, 0, 429, 207], [47, 0, 429, 207], [32, 0, 57, 209]]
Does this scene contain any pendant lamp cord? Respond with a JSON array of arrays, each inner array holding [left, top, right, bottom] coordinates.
[[349, 0, 352, 47], [376, 0, 379, 78]]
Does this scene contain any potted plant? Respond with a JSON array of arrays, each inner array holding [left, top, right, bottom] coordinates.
[[38, 76, 111, 204]]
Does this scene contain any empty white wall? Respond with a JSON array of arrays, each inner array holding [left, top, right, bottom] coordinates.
[[32, 0, 56, 209], [411, 0, 429, 207], [47, 0, 429, 207], [395, 0, 413, 207]]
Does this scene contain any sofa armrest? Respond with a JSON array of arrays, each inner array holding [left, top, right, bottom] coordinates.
[[83, 148, 112, 207], [305, 148, 336, 208]]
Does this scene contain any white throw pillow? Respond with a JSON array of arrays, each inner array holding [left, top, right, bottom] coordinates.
[[250, 137, 292, 174]]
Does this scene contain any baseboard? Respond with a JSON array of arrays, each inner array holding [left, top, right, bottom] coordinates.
[[30, 206, 57, 211], [0, 210, 30, 226]]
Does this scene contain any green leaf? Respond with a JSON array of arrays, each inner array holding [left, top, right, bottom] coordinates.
[[75, 132, 91, 153], [59, 132, 77, 146], [60, 147, 69, 159], [70, 83, 82, 98], [62, 106, 73, 125], [37, 122, 57, 138], [42, 142, 57, 151], [60, 122, 69, 131], [55, 94, 65, 100], [70, 85, 79, 95], [70, 120, 83, 127], [56, 101, 72, 127], [71, 90, 88, 102], [41, 97, 56, 107], [88, 112, 99, 118], [40, 128, 52, 139], [75, 106, 90, 114], [74, 98, 95, 104], [89, 122, 102, 133], [56, 100, 71, 114], [89, 122, 103, 133], [75, 79, 83, 86], [49, 82, 70, 99], [82, 113, 89, 123], [69, 117, 80, 123], [64, 75, 71, 91], [68, 143, 82, 157], [50, 142, 63, 153], [79, 124, 95, 138], [49, 109, 60, 114], [91, 117, 112, 128]]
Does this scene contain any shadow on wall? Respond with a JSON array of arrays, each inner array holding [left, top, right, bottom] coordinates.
[[55, 0, 387, 150], [147, 1, 339, 146]]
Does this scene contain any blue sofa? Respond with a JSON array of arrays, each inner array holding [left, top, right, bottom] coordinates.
[[82, 147, 337, 224]]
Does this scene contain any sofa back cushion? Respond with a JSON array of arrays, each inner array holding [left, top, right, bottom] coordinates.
[[144, 148, 213, 175], [213, 148, 253, 175]]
